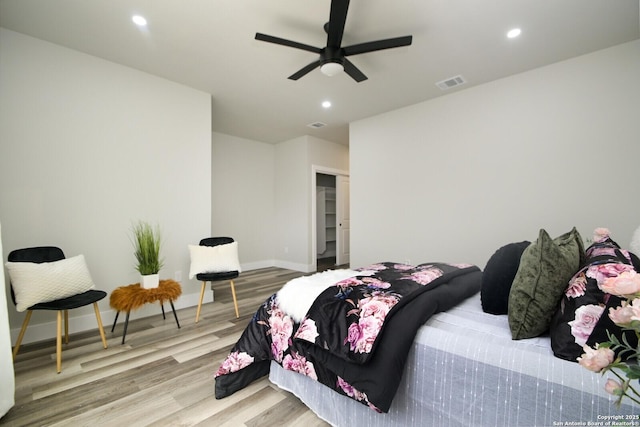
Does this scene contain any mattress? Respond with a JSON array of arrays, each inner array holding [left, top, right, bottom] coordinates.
[[269, 293, 639, 427]]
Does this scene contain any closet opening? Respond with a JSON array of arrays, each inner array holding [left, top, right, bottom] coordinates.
[[316, 173, 337, 271]]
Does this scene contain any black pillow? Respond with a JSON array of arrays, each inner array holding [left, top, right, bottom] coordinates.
[[481, 241, 530, 314]]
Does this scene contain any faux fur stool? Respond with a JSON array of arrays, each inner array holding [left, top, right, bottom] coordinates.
[[110, 280, 182, 311], [110, 279, 182, 344]]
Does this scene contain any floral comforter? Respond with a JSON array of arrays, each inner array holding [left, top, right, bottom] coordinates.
[[214, 262, 482, 412]]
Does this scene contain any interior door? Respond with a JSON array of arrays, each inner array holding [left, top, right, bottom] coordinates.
[[336, 175, 350, 266]]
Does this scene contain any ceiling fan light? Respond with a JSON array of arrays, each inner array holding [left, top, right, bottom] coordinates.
[[320, 62, 344, 77]]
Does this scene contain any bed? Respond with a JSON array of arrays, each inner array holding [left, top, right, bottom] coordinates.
[[269, 292, 639, 426], [215, 229, 640, 426]]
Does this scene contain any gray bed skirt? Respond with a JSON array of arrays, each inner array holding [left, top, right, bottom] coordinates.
[[269, 294, 639, 427]]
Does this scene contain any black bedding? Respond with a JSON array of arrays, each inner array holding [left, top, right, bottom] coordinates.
[[214, 262, 482, 412]]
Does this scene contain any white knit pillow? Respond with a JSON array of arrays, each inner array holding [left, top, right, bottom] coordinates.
[[188, 242, 241, 279], [6, 254, 95, 312]]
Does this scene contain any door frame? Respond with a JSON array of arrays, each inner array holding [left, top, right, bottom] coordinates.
[[311, 165, 349, 271]]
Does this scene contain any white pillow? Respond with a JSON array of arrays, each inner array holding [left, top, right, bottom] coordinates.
[[188, 242, 241, 279], [5, 254, 96, 312]]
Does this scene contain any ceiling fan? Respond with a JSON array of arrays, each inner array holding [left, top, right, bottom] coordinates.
[[255, 0, 412, 82]]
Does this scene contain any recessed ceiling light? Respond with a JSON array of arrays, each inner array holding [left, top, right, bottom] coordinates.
[[507, 28, 521, 39], [132, 15, 147, 26], [322, 101, 332, 109]]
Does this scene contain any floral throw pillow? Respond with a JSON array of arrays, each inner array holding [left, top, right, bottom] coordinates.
[[550, 229, 640, 362]]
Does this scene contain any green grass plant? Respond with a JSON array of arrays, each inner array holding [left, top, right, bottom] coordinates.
[[131, 221, 163, 275]]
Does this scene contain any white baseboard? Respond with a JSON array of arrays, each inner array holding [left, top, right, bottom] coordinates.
[[240, 259, 311, 273], [273, 260, 314, 273], [10, 260, 313, 345], [10, 288, 211, 346], [240, 260, 276, 271]]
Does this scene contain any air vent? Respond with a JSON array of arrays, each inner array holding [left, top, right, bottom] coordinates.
[[435, 75, 466, 90], [307, 122, 327, 129]]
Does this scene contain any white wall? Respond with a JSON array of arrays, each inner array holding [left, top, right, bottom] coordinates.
[[0, 223, 15, 416], [275, 136, 349, 271], [0, 29, 212, 343], [274, 137, 310, 271], [211, 133, 348, 273], [308, 136, 350, 172], [350, 40, 640, 269], [211, 132, 276, 270]]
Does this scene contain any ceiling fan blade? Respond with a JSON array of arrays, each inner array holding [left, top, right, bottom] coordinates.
[[343, 35, 412, 56], [326, 0, 350, 48], [343, 58, 367, 82], [255, 33, 322, 54], [288, 60, 322, 80]]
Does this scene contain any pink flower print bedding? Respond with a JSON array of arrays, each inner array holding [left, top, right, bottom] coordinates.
[[214, 261, 482, 412]]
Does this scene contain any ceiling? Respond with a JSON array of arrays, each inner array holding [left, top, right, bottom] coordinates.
[[1, 0, 638, 146]]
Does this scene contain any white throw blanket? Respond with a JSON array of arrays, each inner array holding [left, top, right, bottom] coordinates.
[[276, 269, 374, 323]]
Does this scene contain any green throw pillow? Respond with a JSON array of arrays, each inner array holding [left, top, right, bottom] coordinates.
[[508, 227, 584, 340]]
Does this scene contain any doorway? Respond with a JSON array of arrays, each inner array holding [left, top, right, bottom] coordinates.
[[316, 173, 336, 270], [313, 167, 350, 271]]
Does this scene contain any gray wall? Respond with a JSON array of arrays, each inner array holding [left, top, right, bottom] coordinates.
[[350, 40, 640, 269], [0, 29, 212, 343]]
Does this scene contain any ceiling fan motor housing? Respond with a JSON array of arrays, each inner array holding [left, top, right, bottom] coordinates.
[[321, 47, 344, 65]]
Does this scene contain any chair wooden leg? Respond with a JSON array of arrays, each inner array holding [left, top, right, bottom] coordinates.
[[64, 310, 69, 344], [93, 302, 108, 349], [56, 310, 62, 373], [230, 280, 239, 318], [195, 281, 206, 323], [12, 310, 32, 359]]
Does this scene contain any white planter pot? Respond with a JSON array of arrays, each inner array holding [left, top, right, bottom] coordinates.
[[141, 273, 159, 289]]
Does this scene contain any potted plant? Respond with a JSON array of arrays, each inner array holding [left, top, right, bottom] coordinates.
[[131, 221, 163, 289]]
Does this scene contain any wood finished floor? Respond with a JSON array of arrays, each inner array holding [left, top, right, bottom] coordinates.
[[3, 267, 335, 427]]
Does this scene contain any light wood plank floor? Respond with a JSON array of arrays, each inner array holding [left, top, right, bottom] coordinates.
[[3, 267, 333, 427]]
